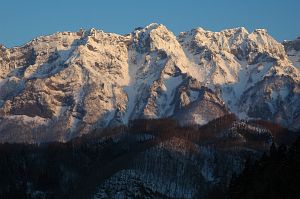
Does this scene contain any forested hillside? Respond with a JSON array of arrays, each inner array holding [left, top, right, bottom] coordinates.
[[0, 115, 298, 198]]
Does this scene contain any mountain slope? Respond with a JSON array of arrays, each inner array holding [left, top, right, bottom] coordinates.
[[1, 117, 289, 199], [0, 24, 300, 142], [229, 137, 300, 199]]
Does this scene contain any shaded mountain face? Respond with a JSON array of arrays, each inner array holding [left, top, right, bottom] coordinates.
[[0, 24, 300, 142], [283, 37, 300, 67]]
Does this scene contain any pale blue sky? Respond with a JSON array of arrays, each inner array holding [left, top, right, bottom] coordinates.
[[1, 0, 299, 47]]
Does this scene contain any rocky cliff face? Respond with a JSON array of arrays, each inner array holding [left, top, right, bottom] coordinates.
[[0, 24, 300, 142]]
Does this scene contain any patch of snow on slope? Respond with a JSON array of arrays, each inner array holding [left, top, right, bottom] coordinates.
[[201, 159, 215, 182], [123, 50, 142, 123], [160, 74, 183, 116], [0, 78, 7, 90], [221, 61, 273, 117], [271, 86, 289, 100], [189, 90, 199, 102], [193, 114, 208, 125], [6, 115, 49, 125]]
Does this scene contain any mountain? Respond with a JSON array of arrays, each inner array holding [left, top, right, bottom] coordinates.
[[283, 36, 300, 69], [1, 23, 300, 143]]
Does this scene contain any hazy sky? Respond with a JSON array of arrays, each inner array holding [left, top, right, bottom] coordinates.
[[1, 0, 300, 47]]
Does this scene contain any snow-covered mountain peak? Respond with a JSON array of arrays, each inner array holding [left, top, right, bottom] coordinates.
[[227, 27, 248, 33], [1, 24, 300, 142], [143, 23, 160, 30], [131, 23, 164, 37], [131, 23, 180, 52], [247, 28, 286, 56], [253, 28, 268, 34], [178, 26, 250, 56]]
